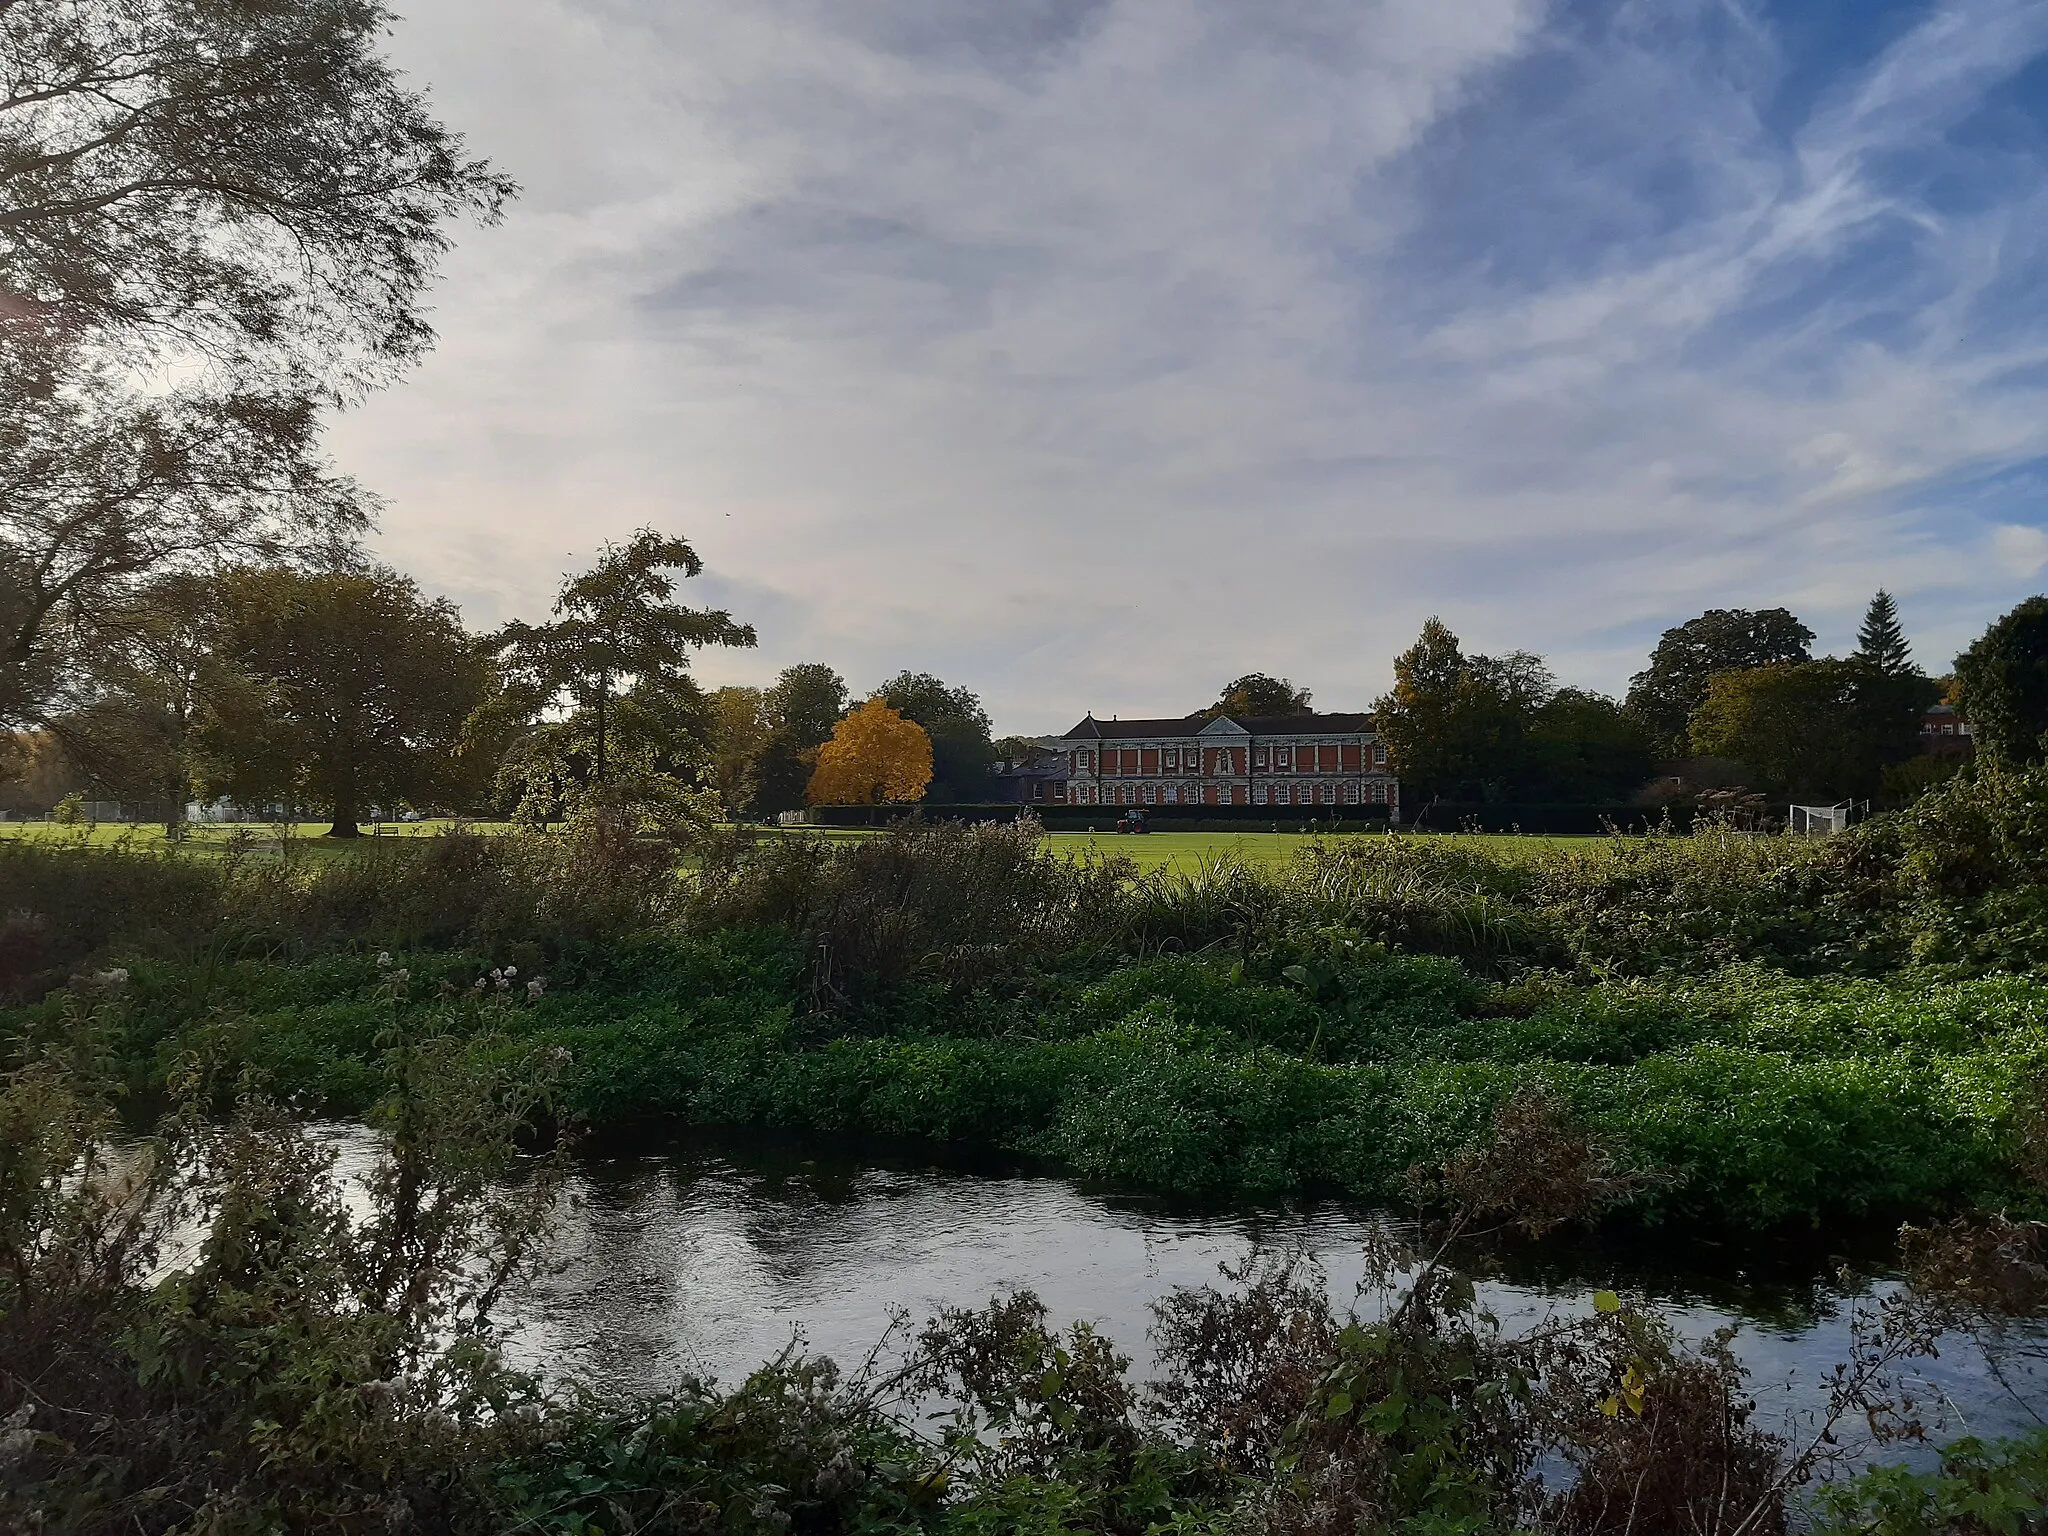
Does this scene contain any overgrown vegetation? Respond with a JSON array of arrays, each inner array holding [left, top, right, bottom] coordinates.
[[7, 999, 2046, 1533], [11, 766, 2048, 1225], [12, 768, 2048, 1526]]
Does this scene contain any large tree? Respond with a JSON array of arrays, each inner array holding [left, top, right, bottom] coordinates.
[[1374, 619, 1555, 801], [493, 531, 754, 788], [1523, 689, 1656, 803], [1687, 661, 1874, 800], [873, 671, 993, 803], [1953, 596, 2048, 766], [1845, 591, 1939, 767], [49, 570, 222, 832], [0, 0, 513, 723], [1, 0, 512, 380], [753, 662, 849, 816], [1199, 674, 1312, 719], [1853, 591, 1914, 677], [703, 685, 770, 818], [807, 700, 931, 806], [1625, 609, 1814, 755], [0, 365, 358, 726], [201, 566, 489, 836]]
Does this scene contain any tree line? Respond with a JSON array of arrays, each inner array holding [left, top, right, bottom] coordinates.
[[8, 2, 2048, 834], [26, 551, 2048, 832], [9, 534, 1026, 835], [1378, 593, 2048, 807], [1370, 593, 1974, 809]]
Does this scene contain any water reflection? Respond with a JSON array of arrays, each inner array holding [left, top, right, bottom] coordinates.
[[322, 1125, 2046, 1470]]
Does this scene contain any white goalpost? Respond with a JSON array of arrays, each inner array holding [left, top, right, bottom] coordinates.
[[1787, 803, 1851, 837]]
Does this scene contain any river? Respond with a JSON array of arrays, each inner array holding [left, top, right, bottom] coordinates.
[[316, 1124, 2044, 1474]]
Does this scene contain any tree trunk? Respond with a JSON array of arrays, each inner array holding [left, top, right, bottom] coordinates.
[[164, 761, 190, 840], [327, 783, 361, 838]]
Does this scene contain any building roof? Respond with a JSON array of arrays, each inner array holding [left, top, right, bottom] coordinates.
[[988, 746, 1068, 776], [1061, 711, 1375, 740]]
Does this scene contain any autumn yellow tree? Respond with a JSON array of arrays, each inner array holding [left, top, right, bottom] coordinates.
[[807, 700, 932, 805]]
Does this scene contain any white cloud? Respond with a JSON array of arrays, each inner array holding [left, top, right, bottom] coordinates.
[[327, 0, 2048, 730], [1993, 524, 2048, 580]]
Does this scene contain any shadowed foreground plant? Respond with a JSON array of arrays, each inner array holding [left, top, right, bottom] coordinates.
[[0, 973, 575, 1532]]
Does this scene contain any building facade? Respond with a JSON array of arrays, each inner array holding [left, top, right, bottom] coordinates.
[[1054, 712, 1398, 815], [1920, 702, 1975, 759], [987, 743, 1068, 804]]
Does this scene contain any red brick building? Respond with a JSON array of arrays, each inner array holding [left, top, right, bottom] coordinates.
[[1055, 712, 1398, 815], [1920, 702, 1975, 758]]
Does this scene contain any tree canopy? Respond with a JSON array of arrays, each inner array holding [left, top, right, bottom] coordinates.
[[1376, 620, 1558, 801], [808, 700, 931, 806], [1523, 689, 1656, 803], [493, 531, 754, 786], [200, 567, 488, 836], [1689, 661, 1867, 801], [1686, 654, 1933, 801], [752, 663, 849, 815], [873, 672, 993, 803], [1854, 591, 1914, 677], [1954, 596, 2048, 766], [0, 364, 361, 728], [0, 0, 514, 384], [47, 572, 221, 830], [1625, 609, 1814, 754], [1200, 674, 1312, 719], [0, 1, 511, 727], [703, 686, 770, 818]]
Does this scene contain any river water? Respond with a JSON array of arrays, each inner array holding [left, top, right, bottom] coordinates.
[[317, 1125, 2045, 1472]]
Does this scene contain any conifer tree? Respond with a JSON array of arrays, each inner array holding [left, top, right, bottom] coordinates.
[[1854, 591, 1914, 676]]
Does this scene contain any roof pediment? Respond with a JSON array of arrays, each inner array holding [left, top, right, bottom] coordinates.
[[1197, 716, 1250, 736]]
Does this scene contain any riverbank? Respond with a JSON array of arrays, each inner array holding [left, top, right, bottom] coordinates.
[[10, 784, 2048, 1229], [91, 937, 2044, 1228], [9, 776, 2048, 1531]]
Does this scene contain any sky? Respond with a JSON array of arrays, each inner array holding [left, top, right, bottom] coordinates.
[[329, 0, 2048, 736]]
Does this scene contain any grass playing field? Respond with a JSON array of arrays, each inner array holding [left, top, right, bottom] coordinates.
[[1038, 828, 1596, 871], [0, 816, 1615, 873], [0, 817, 511, 861]]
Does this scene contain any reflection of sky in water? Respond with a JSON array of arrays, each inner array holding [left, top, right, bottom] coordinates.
[[313, 1127, 2045, 1476]]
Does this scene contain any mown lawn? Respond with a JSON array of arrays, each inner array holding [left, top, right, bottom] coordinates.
[[0, 818, 1609, 876], [1040, 828, 1599, 872], [0, 818, 514, 861]]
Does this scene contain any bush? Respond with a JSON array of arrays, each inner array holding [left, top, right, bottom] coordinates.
[[1808, 1428, 2048, 1534]]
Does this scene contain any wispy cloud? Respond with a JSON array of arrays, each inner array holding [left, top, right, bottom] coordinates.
[[330, 0, 2048, 728]]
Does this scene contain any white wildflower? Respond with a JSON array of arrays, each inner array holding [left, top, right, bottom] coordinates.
[[526, 977, 546, 1000], [376, 951, 392, 968]]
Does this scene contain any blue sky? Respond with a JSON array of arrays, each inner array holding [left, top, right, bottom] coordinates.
[[332, 0, 2048, 734]]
